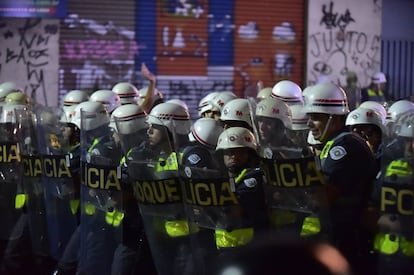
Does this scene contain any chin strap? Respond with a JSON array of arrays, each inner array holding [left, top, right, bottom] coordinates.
[[319, 114, 333, 143]]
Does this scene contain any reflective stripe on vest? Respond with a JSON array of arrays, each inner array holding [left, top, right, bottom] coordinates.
[[215, 228, 254, 248], [155, 152, 179, 172], [165, 220, 192, 237], [158, 152, 191, 237], [105, 209, 125, 227], [367, 89, 384, 97], [70, 199, 80, 215], [300, 216, 321, 236], [84, 202, 96, 215], [214, 169, 253, 248], [386, 160, 412, 177], [366, 89, 385, 102], [373, 232, 414, 256], [15, 193, 27, 209], [88, 138, 100, 153], [319, 140, 334, 160]]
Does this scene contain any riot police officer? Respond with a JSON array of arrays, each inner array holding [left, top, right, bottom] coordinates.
[[181, 117, 223, 169], [60, 89, 89, 123], [254, 96, 297, 159], [112, 103, 157, 275], [346, 106, 387, 172], [371, 110, 414, 274], [124, 102, 192, 275], [220, 98, 254, 130], [198, 92, 219, 119], [74, 101, 123, 275], [213, 127, 269, 254], [204, 92, 238, 121], [0, 91, 35, 274], [304, 82, 377, 274]]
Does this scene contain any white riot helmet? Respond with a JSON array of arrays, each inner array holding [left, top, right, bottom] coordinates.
[[289, 104, 309, 130], [61, 90, 89, 123], [386, 100, 414, 123], [256, 87, 272, 99], [394, 110, 414, 138], [209, 91, 238, 114], [255, 97, 292, 129], [189, 118, 224, 149], [216, 127, 257, 151], [147, 102, 191, 135], [198, 92, 219, 117], [112, 104, 147, 135], [372, 72, 387, 84], [271, 80, 303, 105], [71, 101, 109, 131], [137, 86, 164, 108], [62, 90, 89, 107], [5, 91, 28, 106], [302, 85, 314, 105], [304, 83, 349, 115], [90, 89, 121, 114], [0, 82, 18, 105], [345, 107, 387, 134], [359, 101, 387, 121], [220, 98, 254, 128], [1, 91, 28, 123], [112, 82, 139, 105], [166, 99, 189, 112]]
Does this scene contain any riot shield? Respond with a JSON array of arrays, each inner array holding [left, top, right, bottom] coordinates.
[[371, 111, 414, 274], [181, 160, 254, 275], [0, 109, 24, 242], [78, 107, 124, 275], [121, 114, 193, 275], [261, 156, 326, 238], [35, 106, 79, 261], [15, 107, 50, 258], [252, 97, 326, 239]]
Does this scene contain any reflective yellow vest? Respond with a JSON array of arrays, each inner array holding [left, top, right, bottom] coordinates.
[[373, 233, 414, 256], [83, 138, 124, 227], [373, 159, 414, 256], [214, 169, 255, 248], [298, 140, 336, 237], [158, 152, 200, 237], [367, 89, 385, 102]]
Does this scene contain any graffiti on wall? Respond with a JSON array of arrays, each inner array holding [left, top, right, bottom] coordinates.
[[307, 0, 382, 87], [0, 18, 59, 106]]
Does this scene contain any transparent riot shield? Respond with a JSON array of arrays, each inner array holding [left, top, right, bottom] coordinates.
[[121, 115, 192, 275], [252, 97, 326, 239], [15, 107, 50, 258], [371, 111, 414, 274], [78, 107, 124, 275], [0, 108, 24, 243], [180, 163, 242, 275], [35, 106, 79, 261], [261, 156, 325, 237]]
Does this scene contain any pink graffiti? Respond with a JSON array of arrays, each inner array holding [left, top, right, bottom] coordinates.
[[62, 39, 138, 60]]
